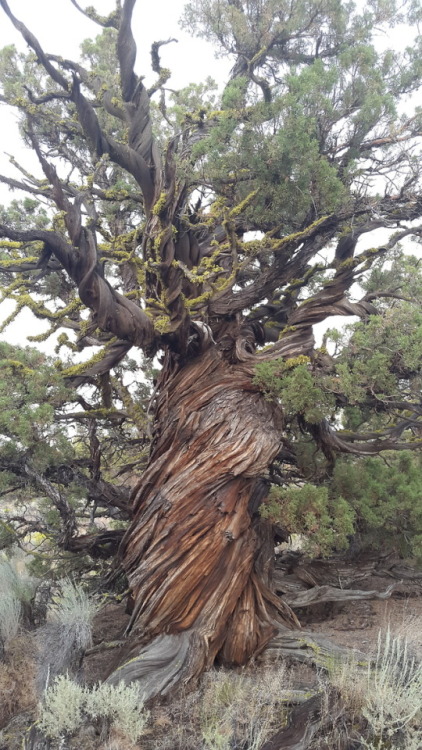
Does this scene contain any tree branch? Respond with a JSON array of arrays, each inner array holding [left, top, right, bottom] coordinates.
[[0, 224, 157, 354]]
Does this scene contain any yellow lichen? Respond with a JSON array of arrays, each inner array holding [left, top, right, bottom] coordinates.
[[152, 191, 168, 217], [229, 190, 259, 218]]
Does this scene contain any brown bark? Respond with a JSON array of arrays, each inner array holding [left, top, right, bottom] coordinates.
[[108, 344, 298, 696]]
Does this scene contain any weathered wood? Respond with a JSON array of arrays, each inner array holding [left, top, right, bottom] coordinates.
[[84, 639, 125, 656], [274, 551, 384, 589], [283, 582, 398, 608], [110, 346, 298, 696], [265, 628, 367, 669]]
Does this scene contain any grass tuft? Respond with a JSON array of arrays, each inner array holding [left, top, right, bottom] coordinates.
[[48, 578, 97, 652], [36, 579, 98, 691]]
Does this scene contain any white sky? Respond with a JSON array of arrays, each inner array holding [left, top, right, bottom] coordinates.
[[0, 0, 230, 199]]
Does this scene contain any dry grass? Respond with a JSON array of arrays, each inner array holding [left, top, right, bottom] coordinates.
[[36, 579, 98, 691], [0, 634, 37, 729], [310, 627, 422, 750], [98, 728, 140, 750], [147, 662, 294, 750], [378, 597, 422, 658]]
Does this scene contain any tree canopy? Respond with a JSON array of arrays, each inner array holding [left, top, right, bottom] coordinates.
[[0, 0, 421, 702]]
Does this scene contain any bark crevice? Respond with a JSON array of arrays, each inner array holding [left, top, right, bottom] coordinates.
[[110, 345, 297, 695]]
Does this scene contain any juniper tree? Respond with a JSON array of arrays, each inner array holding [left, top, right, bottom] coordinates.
[[0, 340, 151, 571], [0, 0, 421, 698]]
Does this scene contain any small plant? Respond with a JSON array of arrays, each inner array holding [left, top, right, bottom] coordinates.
[[38, 674, 149, 743], [195, 666, 290, 750], [48, 578, 97, 651], [329, 629, 422, 749], [0, 553, 37, 648], [0, 593, 20, 646], [38, 674, 86, 737], [88, 681, 149, 743], [36, 579, 98, 690], [361, 630, 422, 749]]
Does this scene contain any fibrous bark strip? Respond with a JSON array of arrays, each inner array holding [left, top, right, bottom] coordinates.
[[109, 346, 297, 694]]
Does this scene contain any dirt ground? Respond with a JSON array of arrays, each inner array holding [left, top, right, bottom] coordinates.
[[83, 603, 131, 685], [82, 575, 422, 687], [307, 577, 422, 658], [1, 576, 420, 750]]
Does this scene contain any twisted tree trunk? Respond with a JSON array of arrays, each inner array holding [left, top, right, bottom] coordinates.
[[108, 345, 297, 696]]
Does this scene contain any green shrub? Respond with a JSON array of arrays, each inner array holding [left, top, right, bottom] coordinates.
[[261, 483, 355, 556]]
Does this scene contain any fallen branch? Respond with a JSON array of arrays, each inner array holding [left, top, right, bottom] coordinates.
[[282, 582, 399, 608], [265, 628, 367, 670]]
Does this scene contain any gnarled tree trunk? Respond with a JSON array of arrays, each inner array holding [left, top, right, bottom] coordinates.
[[108, 345, 297, 696]]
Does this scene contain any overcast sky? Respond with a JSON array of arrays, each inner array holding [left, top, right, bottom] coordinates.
[[0, 0, 231, 200], [0, 0, 230, 87]]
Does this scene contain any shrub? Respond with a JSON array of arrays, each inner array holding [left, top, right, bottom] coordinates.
[[0, 553, 38, 647], [87, 681, 149, 743], [37, 674, 86, 737], [329, 629, 422, 749], [149, 664, 291, 750], [361, 630, 422, 749], [36, 579, 98, 691], [0, 594, 20, 646], [48, 578, 97, 651], [37, 674, 149, 743]]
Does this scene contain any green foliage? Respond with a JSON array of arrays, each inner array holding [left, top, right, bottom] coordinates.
[[181, 0, 421, 229], [262, 451, 422, 558], [0, 0, 421, 583], [327, 307, 422, 404], [261, 484, 355, 556], [331, 452, 422, 559], [254, 357, 335, 423], [0, 198, 49, 232], [0, 342, 73, 473]]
